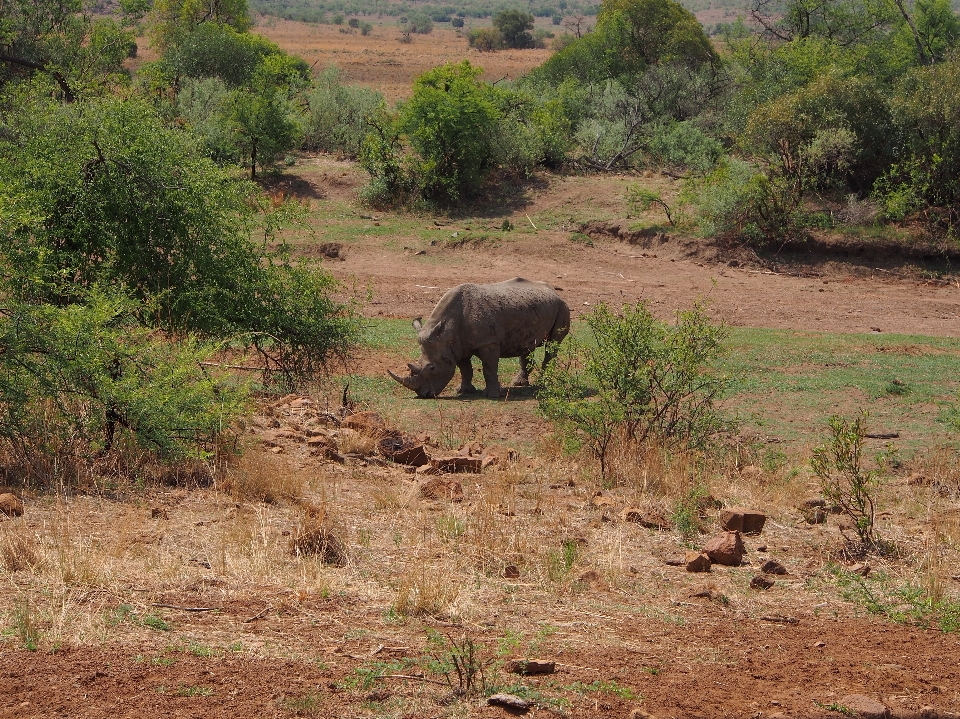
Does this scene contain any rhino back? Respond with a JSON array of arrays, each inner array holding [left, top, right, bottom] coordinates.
[[455, 278, 565, 358]]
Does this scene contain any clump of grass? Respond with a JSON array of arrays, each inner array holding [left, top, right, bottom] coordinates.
[[1, 524, 39, 572], [291, 504, 347, 566], [393, 562, 459, 618], [13, 596, 40, 651], [545, 539, 580, 583], [220, 451, 305, 504]]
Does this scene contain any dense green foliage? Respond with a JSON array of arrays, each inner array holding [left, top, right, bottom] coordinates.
[[0, 0, 360, 479], [538, 302, 731, 476]]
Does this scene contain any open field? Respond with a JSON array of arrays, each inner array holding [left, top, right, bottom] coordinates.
[[252, 18, 555, 101], [4, 153, 960, 718]]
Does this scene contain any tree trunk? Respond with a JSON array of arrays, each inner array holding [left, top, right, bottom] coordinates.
[[251, 139, 257, 180]]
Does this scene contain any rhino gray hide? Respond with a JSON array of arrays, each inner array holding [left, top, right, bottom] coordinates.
[[389, 277, 570, 398]]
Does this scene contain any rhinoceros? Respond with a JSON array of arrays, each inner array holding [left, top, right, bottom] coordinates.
[[388, 277, 570, 398]]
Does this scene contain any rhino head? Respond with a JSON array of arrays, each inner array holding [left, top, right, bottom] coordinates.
[[388, 318, 457, 398]]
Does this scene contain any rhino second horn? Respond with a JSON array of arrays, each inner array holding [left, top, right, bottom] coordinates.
[[388, 369, 416, 389]]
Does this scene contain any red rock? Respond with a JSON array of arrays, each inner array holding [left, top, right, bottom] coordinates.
[[419, 477, 464, 502], [703, 531, 745, 566], [481, 454, 499, 470], [503, 565, 520, 579], [620, 507, 670, 529], [685, 552, 712, 572], [719, 506, 767, 534], [0, 493, 23, 518], [760, 559, 787, 575], [150, 507, 168, 520], [488, 694, 530, 712], [377, 436, 429, 466], [838, 695, 890, 719], [415, 464, 441, 476], [750, 575, 774, 590]]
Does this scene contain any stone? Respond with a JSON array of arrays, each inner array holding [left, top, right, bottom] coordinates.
[[620, 507, 670, 529], [800, 497, 827, 509], [848, 562, 871, 576], [377, 436, 429, 466], [907, 472, 930, 486], [0, 493, 24, 518], [415, 464, 441, 476], [591, 492, 614, 508], [577, 569, 602, 587], [719, 507, 767, 535], [756, 544, 768, 552], [503, 565, 520, 579], [488, 694, 530, 712], [760, 559, 788, 575], [419, 477, 464, 502], [703, 531, 746, 566], [481, 454, 499, 470], [503, 659, 555, 676], [838, 695, 890, 719], [685, 552, 712, 572], [430, 456, 482, 474], [341, 411, 390, 436], [803, 507, 828, 524], [629, 710, 658, 719], [750, 575, 775, 590], [150, 507, 168, 520], [665, 556, 686, 567]]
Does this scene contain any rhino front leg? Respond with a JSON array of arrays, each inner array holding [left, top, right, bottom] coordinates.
[[511, 353, 532, 387], [457, 358, 479, 394], [475, 345, 502, 398]]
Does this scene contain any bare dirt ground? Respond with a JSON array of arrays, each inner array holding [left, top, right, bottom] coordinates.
[[5, 165, 960, 717]]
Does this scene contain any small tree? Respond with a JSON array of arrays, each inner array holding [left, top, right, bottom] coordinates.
[[812, 412, 886, 548], [493, 10, 535, 49], [538, 302, 730, 477], [397, 61, 501, 201]]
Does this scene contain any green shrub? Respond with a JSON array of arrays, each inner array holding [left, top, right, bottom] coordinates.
[[468, 27, 503, 51], [645, 121, 723, 175], [302, 67, 384, 158], [811, 412, 887, 548], [538, 302, 731, 477]]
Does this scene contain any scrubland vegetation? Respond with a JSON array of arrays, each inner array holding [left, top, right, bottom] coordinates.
[[3, 0, 960, 715]]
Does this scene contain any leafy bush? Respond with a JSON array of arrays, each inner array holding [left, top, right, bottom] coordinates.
[[0, 89, 359, 382], [645, 120, 723, 174], [538, 302, 731, 477], [811, 412, 886, 548], [468, 27, 503, 51], [493, 9, 535, 48], [302, 67, 384, 158], [405, 12, 434, 34], [680, 158, 804, 243]]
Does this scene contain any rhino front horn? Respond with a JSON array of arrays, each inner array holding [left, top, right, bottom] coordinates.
[[388, 369, 415, 389]]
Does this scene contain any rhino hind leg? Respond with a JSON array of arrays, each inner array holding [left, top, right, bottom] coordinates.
[[456, 359, 479, 394], [511, 353, 532, 387]]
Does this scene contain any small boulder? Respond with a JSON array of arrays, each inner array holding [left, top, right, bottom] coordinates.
[[591, 492, 614, 509], [800, 497, 826, 509], [703, 531, 745, 566], [848, 562, 871, 576], [907, 472, 929, 486], [577, 569, 603, 587], [503, 565, 520, 579], [150, 507, 169, 520], [750, 575, 775, 590], [488, 694, 530, 712], [759, 559, 787, 575], [685, 552, 712, 573], [419, 477, 464, 502], [838, 695, 890, 719], [377, 436, 429, 466], [621, 507, 670, 529], [0, 493, 24, 518], [291, 525, 347, 566], [503, 659, 555, 676], [719, 507, 767, 535], [803, 507, 828, 524]]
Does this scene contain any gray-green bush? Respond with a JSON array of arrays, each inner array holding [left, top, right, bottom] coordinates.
[[302, 67, 384, 158]]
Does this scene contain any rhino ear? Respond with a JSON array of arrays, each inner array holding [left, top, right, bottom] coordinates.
[[412, 318, 423, 332], [429, 319, 446, 337]]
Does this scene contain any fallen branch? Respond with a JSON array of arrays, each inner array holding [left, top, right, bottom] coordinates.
[[243, 605, 273, 623], [378, 674, 450, 687], [151, 603, 220, 612], [759, 615, 799, 624]]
